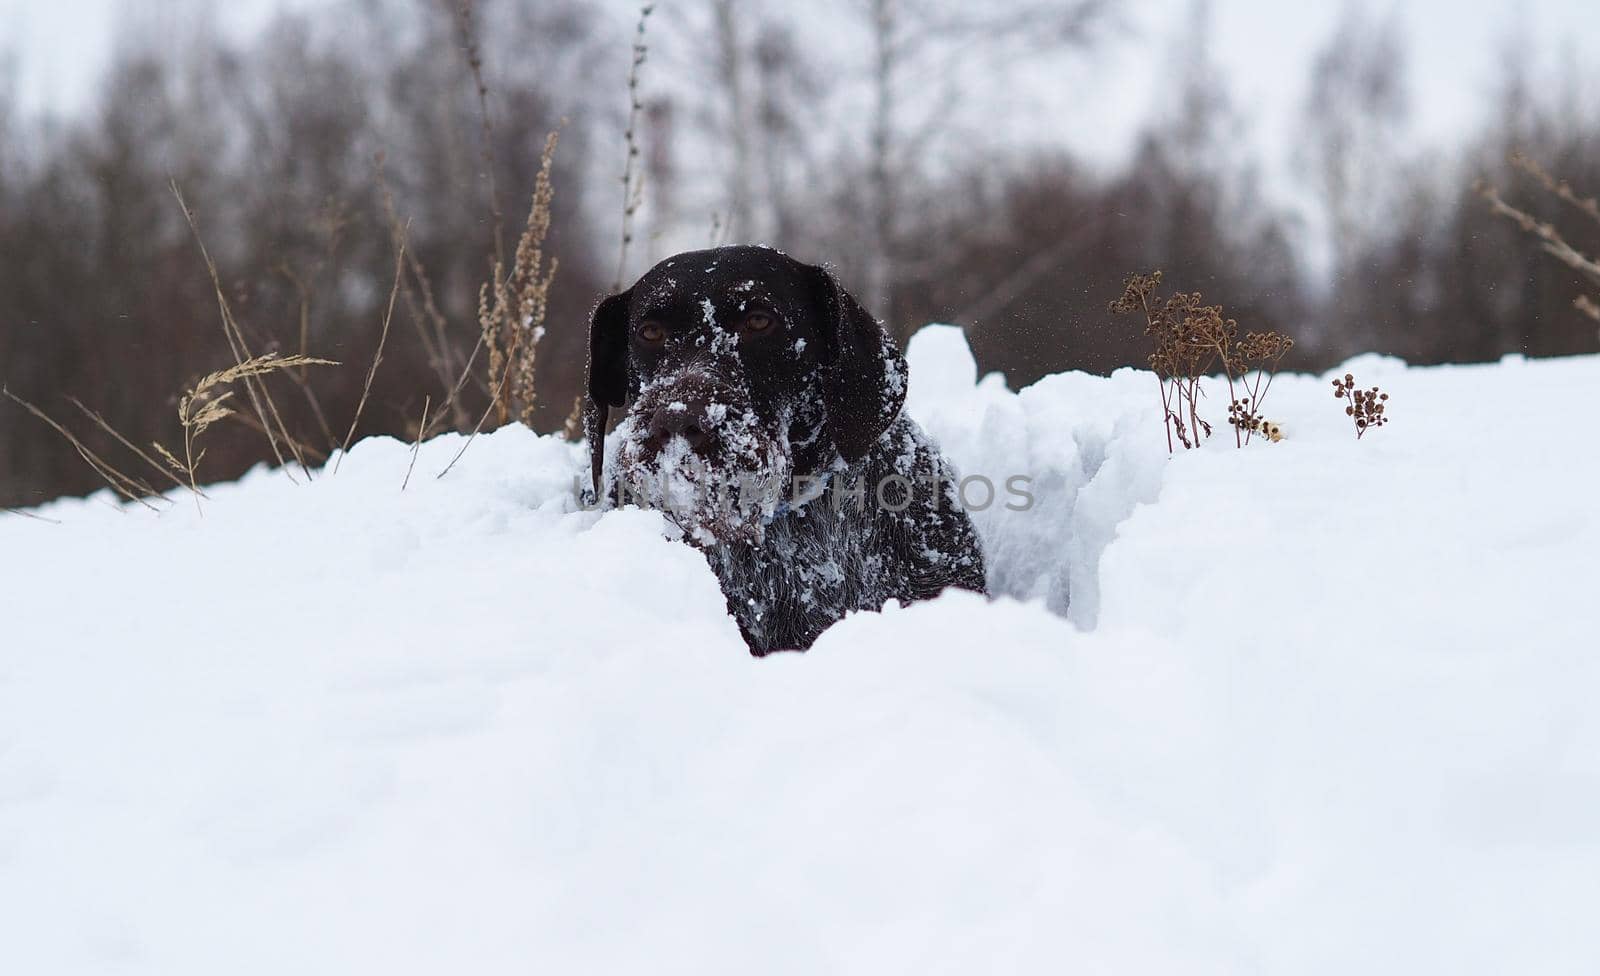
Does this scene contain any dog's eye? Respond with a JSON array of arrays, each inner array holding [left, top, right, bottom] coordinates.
[[740, 312, 776, 335], [636, 321, 666, 345]]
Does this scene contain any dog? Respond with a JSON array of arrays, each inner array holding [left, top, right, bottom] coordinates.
[[585, 246, 986, 654]]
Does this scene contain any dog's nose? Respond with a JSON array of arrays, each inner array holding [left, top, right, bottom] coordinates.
[[649, 401, 711, 450]]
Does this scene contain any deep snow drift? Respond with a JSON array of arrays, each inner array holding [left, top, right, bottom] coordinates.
[[3, 327, 1597, 974]]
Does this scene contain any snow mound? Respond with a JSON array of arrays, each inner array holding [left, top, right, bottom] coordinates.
[[3, 328, 1598, 974]]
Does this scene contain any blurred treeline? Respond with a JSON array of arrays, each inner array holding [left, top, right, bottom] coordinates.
[[2, 0, 1597, 507]]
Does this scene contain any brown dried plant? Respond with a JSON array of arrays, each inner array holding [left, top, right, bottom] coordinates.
[[7, 184, 348, 517], [3, 387, 167, 511], [1478, 153, 1600, 337], [1111, 270, 1294, 451], [157, 353, 337, 508], [562, 393, 585, 442], [439, 130, 561, 480], [335, 230, 406, 474], [377, 152, 474, 433], [172, 182, 316, 481], [3, 505, 61, 524], [1332, 373, 1389, 439], [482, 130, 559, 429], [402, 395, 430, 492], [1228, 331, 1294, 444]]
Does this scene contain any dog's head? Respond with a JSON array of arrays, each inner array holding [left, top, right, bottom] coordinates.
[[586, 246, 906, 544]]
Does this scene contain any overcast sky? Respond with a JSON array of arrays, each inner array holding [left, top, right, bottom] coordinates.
[[3, 0, 1595, 206]]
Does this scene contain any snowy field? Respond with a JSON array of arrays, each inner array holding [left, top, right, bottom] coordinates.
[[3, 327, 1598, 973]]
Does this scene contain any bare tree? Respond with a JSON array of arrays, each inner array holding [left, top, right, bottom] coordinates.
[[710, 0, 755, 241], [856, 0, 1108, 322], [643, 97, 679, 258], [750, 21, 822, 246], [1299, 3, 1408, 280], [0, 0, 611, 508], [672, 1, 829, 250]]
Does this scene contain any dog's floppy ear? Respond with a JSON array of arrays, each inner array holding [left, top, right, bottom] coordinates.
[[807, 265, 906, 463], [588, 288, 633, 409], [585, 288, 633, 498]]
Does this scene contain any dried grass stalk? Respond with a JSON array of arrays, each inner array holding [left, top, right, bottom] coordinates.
[[3, 506, 61, 524], [171, 181, 313, 479], [66, 396, 194, 495], [377, 153, 472, 431], [403, 396, 430, 492], [160, 353, 336, 508], [336, 231, 407, 473], [2, 387, 165, 510]]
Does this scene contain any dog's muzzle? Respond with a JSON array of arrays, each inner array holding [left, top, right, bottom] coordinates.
[[611, 367, 792, 546]]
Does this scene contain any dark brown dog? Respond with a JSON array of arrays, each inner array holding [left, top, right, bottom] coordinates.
[[586, 246, 985, 653]]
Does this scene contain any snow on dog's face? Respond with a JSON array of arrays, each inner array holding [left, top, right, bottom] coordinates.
[[610, 369, 795, 546], [586, 246, 908, 546]]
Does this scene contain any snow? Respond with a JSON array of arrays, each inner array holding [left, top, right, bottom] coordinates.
[[4, 328, 1599, 973]]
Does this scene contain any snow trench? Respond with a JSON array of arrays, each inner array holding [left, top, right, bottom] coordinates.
[[903, 325, 1166, 630]]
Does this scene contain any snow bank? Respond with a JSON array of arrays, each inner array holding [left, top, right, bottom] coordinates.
[[3, 331, 1598, 974]]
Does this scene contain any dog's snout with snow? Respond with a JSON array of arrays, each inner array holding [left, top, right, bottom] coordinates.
[[640, 373, 738, 458]]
